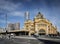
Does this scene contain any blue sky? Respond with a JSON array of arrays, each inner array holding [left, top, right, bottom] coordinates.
[[0, 0, 60, 32]]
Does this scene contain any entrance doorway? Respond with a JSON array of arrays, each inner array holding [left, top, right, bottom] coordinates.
[[39, 29, 46, 35]]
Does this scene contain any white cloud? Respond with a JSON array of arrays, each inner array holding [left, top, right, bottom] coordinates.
[[0, 0, 24, 17], [0, 0, 14, 11], [0, 20, 10, 23], [8, 11, 24, 17], [0, 0, 22, 12], [0, 20, 16, 24], [0, 20, 5, 23]]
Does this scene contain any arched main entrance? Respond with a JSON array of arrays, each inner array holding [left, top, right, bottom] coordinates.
[[39, 29, 46, 35]]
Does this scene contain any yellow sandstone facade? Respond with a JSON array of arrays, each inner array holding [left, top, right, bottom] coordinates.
[[23, 12, 57, 36]]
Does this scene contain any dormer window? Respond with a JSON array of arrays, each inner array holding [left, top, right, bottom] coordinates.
[[35, 12, 44, 19]]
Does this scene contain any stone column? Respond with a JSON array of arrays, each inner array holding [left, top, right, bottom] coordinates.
[[29, 26, 31, 36], [35, 24, 38, 35], [46, 25, 48, 35], [50, 26, 51, 34], [29, 32, 31, 36]]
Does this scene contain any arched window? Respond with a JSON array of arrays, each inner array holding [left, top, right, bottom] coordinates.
[[39, 29, 45, 33]]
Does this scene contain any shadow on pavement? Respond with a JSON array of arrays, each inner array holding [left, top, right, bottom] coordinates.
[[33, 35, 60, 44]]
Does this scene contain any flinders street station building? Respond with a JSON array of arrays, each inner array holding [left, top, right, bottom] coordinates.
[[0, 12, 58, 36], [20, 12, 57, 36]]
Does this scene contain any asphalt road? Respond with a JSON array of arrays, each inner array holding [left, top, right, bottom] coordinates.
[[0, 37, 60, 44]]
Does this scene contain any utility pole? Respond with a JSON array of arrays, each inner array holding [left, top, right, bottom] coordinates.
[[5, 14, 8, 34]]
